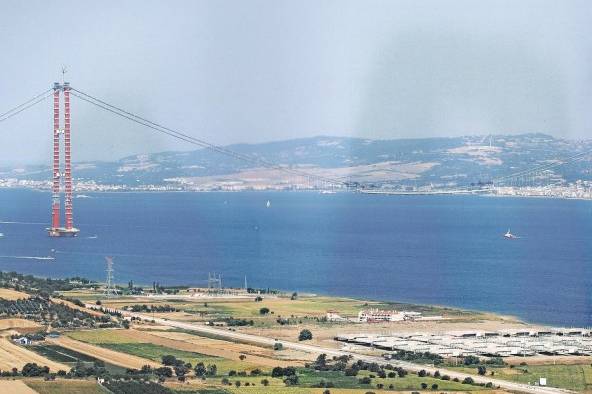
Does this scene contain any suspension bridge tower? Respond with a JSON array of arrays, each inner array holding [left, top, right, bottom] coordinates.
[[47, 81, 79, 237]]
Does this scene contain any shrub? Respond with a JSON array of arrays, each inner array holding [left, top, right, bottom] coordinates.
[[298, 329, 313, 341], [259, 307, 270, 315]]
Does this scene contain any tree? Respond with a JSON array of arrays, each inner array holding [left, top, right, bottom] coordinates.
[[298, 329, 313, 341], [22, 363, 49, 377], [274, 342, 283, 351], [261, 378, 269, 386], [418, 369, 427, 377], [194, 362, 206, 377], [314, 353, 328, 370], [477, 366, 487, 375], [174, 365, 188, 377], [271, 367, 284, 377], [259, 307, 270, 315], [154, 367, 172, 378], [421, 382, 428, 389], [207, 364, 217, 376], [431, 383, 439, 390], [239, 354, 247, 360], [284, 374, 299, 386], [463, 355, 480, 365], [462, 377, 474, 384], [161, 355, 178, 366]]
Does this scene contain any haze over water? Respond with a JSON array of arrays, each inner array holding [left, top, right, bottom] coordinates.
[[0, 189, 590, 327]]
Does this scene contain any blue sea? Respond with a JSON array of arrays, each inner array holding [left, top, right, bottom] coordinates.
[[0, 189, 590, 327]]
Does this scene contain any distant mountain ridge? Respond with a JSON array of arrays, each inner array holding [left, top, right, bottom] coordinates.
[[2, 133, 591, 190]]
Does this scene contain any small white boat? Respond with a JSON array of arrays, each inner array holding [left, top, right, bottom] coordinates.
[[504, 229, 517, 239], [0, 233, 4, 238], [266, 200, 271, 208]]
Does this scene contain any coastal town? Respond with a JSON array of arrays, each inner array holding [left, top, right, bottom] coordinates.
[[1, 176, 592, 199]]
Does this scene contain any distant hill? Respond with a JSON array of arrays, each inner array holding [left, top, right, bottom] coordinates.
[[2, 133, 591, 190]]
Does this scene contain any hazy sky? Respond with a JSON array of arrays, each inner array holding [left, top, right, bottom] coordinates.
[[1, 0, 591, 164]]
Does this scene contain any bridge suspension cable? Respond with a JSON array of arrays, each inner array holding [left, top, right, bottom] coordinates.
[[0, 88, 53, 123], [70, 87, 352, 189], [491, 148, 592, 186]]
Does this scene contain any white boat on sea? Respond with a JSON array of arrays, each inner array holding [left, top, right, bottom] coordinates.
[[504, 229, 517, 239]]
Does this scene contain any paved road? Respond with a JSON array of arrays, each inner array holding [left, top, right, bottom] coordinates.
[[93, 304, 573, 394]]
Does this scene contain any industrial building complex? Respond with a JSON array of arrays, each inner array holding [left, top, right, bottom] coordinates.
[[336, 328, 592, 358]]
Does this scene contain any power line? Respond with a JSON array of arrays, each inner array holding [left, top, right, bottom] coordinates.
[[0, 89, 53, 123], [70, 87, 351, 188]]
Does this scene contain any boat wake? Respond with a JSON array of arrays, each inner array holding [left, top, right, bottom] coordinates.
[[0, 221, 48, 225], [0, 255, 55, 261]]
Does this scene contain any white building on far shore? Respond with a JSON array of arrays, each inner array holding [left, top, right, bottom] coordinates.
[[357, 309, 422, 323]]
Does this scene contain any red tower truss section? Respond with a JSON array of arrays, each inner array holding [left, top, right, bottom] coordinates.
[[48, 82, 79, 237]]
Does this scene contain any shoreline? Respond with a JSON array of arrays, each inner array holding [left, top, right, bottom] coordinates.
[[0, 186, 591, 201]]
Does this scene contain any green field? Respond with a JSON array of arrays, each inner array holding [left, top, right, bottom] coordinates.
[[31, 344, 98, 363], [297, 369, 486, 391], [452, 364, 592, 391], [29, 343, 130, 375], [67, 329, 260, 373], [25, 380, 108, 394], [67, 329, 142, 344], [100, 342, 255, 373]]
